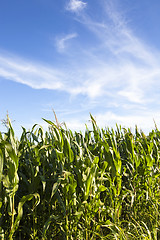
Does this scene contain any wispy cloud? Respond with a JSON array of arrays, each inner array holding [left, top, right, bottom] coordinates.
[[55, 33, 78, 52], [66, 0, 87, 13], [67, 0, 160, 103], [94, 109, 160, 133], [1, 0, 160, 132], [0, 54, 64, 90], [1, 1, 160, 104]]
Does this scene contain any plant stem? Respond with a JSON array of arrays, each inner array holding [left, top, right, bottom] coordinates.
[[9, 195, 15, 240]]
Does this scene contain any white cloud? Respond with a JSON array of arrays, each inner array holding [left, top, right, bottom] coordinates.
[[1, 0, 160, 135], [65, 118, 86, 132], [0, 54, 64, 90], [94, 110, 160, 134], [55, 33, 78, 52], [1, 1, 159, 104], [66, 1, 160, 104], [66, 0, 87, 13]]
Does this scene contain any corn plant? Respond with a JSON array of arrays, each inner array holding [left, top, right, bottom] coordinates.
[[0, 114, 160, 239]]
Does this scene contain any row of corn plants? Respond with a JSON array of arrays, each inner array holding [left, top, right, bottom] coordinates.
[[0, 114, 160, 239]]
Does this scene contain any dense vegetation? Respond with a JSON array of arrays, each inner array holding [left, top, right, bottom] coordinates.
[[0, 115, 160, 239]]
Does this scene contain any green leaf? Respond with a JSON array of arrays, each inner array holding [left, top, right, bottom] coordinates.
[[42, 214, 59, 237], [50, 177, 61, 201], [98, 185, 107, 192], [9, 193, 40, 238], [0, 149, 3, 189]]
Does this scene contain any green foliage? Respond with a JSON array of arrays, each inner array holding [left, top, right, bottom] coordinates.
[[0, 115, 160, 239]]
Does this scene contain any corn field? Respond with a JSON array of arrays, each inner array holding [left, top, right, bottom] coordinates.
[[0, 114, 160, 239]]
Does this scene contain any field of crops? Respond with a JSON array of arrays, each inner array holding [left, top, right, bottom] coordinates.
[[0, 114, 160, 239]]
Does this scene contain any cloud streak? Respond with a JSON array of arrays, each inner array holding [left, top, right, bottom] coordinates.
[[1, 0, 160, 131], [0, 54, 64, 90], [66, 0, 87, 13], [55, 33, 78, 52], [70, 0, 160, 103]]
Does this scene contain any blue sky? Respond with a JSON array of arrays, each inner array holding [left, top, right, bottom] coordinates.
[[1, 0, 160, 135]]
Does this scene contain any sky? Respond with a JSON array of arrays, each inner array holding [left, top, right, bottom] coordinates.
[[1, 0, 160, 136]]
